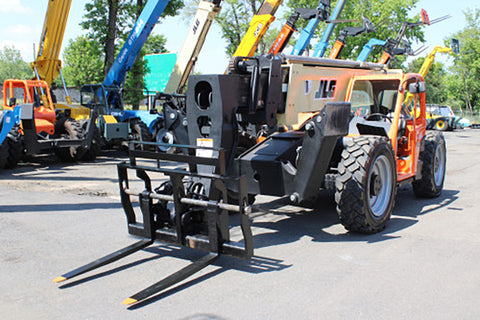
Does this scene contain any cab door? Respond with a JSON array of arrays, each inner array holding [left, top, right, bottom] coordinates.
[[396, 77, 426, 180]]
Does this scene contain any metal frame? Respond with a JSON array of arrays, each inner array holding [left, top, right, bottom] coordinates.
[[54, 141, 253, 305]]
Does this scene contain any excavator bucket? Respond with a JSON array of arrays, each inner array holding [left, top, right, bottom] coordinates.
[[54, 141, 253, 305]]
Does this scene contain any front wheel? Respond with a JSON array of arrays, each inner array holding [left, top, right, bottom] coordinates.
[[79, 120, 101, 161], [412, 132, 446, 198], [6, 124, 24, 168], [0, 138, 9, 169], [130, 119, 153, 150], [335, 136, 397, 234], [54, 118, 83, 162]]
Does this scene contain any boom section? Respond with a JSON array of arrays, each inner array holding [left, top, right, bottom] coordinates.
[[31, 0, 73, 85], [103, 0, 171, 87], [232, 0, 283, 58], [164, 0, 222, 94]]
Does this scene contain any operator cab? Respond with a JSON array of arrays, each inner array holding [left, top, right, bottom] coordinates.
[[348, 79, 400, 137]]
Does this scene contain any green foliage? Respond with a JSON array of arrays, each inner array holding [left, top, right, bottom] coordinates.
[[446, 8, 480, 115], [81, 0, 183, 52], [62, 36, 104, 87], [406, 57, 447, 104], [0, 46, 32, 83], [284, 0, 424, 61], [81, 0, 183, 75], [215, 0, 255, 55]]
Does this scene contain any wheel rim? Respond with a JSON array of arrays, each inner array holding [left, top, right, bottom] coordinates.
[[368, 154, 393, 218], [156, 129, 175, 152], [436, 120, 445, 130], [433, 142, 446, 186]]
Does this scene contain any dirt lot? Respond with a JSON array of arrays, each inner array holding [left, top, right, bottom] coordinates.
[[0, 130, 479, 319]]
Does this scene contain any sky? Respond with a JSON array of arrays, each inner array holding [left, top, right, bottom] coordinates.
[[0, 0, 478, 75]]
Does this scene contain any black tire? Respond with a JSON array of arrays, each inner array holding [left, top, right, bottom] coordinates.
[[412, 132, 446, 198], [79, 120, 101, 161], [6, 125, 24, 168], [0, 138, 9, 169], [54, 118, 83, 162], [130, 119, 153, 150], [434, 118, 448, 131], [335, 136, 397, 234]]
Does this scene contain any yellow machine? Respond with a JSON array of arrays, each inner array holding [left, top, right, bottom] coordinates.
[[31, 0, 90, 120], [405, 39, 458, 119], [232, 0, 283, 57]]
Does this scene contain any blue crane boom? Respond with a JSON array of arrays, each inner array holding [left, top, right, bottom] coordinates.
[[356, 38, 387, 62], [80, 0, 171, 141], [103, 0, 170, 87], [290, 0, 331, 56], [312, 0, 346, 57]]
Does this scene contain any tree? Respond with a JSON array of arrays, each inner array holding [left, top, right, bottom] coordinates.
[[0, 46, 32, 83], [62, 36, 104, 87], [446, 9, 480, 117], [81, 0, 183, 77]]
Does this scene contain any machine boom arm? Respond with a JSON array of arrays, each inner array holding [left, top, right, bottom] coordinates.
[[312, 0, 346, 57], [164, 0, 221, 94], [103, 0, 170, 87], [31, 0, 72, 86], [232, 0, 283, 57], [418, 46, 452, 78]]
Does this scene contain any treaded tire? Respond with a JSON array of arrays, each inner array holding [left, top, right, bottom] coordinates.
[[6, 125, 24, 168], [0, 138, 9, 169], [79, 120, 101, 161], [130, 119, 153, 150], [335, 135, 397, 234], [54, 118, 83, 162], [413, 131, 446, 198]]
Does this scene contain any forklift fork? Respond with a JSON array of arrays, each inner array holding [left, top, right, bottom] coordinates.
[[54, 142, 253, 305]]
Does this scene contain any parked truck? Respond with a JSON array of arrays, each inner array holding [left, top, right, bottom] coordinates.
[[55, 52, 446, 305]]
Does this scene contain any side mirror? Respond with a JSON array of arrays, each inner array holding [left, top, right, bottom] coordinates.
[[409, 81, 426, 94]]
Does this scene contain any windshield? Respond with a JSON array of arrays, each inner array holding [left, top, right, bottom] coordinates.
[[81, 85, 106, 107]]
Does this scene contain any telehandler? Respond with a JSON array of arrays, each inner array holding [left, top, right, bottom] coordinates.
[[55, 50, 446, 305], [0, 0, 98, 168]]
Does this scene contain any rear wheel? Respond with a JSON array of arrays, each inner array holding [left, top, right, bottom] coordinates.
[[434, 118, 447, 131], [335, 136, 397, 233], [79, 120, 101, 161], [54, 118, 83, 162], [413, 132, 446, 198], [6, 125, 24, 168]]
